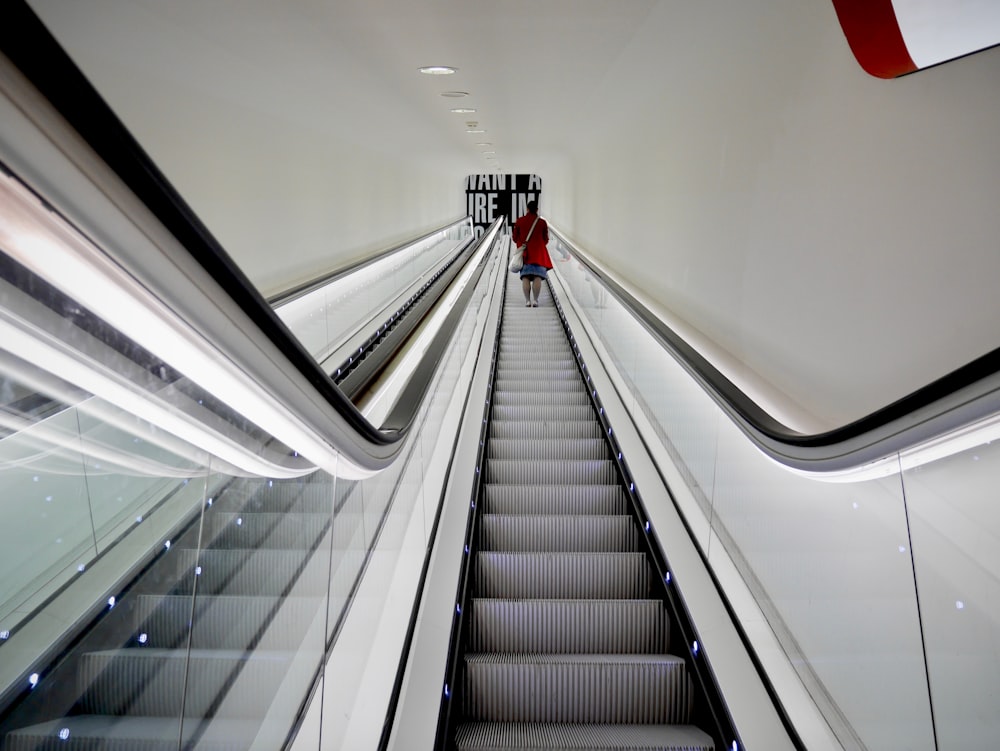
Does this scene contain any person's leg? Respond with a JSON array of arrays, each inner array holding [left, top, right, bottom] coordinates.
[[521, 276, 531, 305], [531, 278, 542, 306]]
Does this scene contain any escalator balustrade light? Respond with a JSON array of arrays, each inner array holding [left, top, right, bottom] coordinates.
[[692, 640, 700, 656], [59, 728, 70, 741], [135, 515, 143, 524], [456, 604, 461, 615], [444, 683, 451, 698], [665, 572, 672, 584], [956, 601, 965, 610], [630, 482, 634, 492], [77, 564, 85, 573], [27, 673, 38, 689], [107, 596, 116, 609], [732, 742, 739, 751], [236, 517, 244, 526], [137, 633, 148, 645], [195, 566, 203, 576], [644, 521, 651, 533], [0, 630, 10, 640], [464, 545, 469, 555], [164, 540, 171, 550]]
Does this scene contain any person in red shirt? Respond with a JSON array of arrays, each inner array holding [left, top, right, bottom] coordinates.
[[511, 201, 553, 307]]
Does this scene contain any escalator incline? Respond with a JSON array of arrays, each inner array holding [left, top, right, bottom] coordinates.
[[452, 274, 714, 749]]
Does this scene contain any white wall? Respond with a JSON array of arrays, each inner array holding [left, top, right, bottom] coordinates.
[[27, 0, 473, 298], [561, 0, 1000, 428]]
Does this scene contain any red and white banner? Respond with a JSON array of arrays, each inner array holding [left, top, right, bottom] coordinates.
[[831, 0, 1000, 78]]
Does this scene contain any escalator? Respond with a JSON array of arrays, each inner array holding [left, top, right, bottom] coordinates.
[[445, 274, 715, 750], [0, 475, 340, 750]]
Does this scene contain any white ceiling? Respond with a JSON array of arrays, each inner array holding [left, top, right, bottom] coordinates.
[[28, 0, 660, 177]]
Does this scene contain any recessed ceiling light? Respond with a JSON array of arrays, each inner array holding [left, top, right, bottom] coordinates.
[[440, 91, 469, 98], [482, 151, 496, 155], [450, 108, 476, 114], [466, 129, 486, 133], [475, 142, 492, 147], [419, 66, 457, 75]]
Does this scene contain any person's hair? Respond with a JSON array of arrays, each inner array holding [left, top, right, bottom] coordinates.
[[526, 200, 538, 213]]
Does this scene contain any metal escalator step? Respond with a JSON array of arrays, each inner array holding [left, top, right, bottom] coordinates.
[[197, 512, 330, 551], [497, 362, 580, 381], [157, 549, 328, 597], [484, 485, 628, 515], [480, 515, 641, 552], [1, 716, 258, 751], [492, 391, 590, 407], [490, 405, 595, 423], [468, 598, 670, 653], [133, 594, 321, 650], [77, 648, 291, 717], [487, 438, 608, 461], [486, 459, 617, 486], [462, 653, 692, 724], [490, 403, 595, 423], [495, 371, 582, 388], [454, 722, 714, 750], [475, 552, 652, 599], [488, 420, 602, 441]]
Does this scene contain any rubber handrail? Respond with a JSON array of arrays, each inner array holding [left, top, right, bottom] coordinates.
[[550, 227, 1000, 471]]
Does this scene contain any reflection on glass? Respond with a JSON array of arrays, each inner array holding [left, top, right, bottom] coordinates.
[[275, 219, 473, 366], [903, 440, 1000, 751], [552, 230, 942, 749], [0, 200, 492, 748]]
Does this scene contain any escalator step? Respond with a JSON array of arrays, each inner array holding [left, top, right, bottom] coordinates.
[[133, 594, 321, 650], [196, 512, 329, 551], [479, 515, 640, 552], [454, 722, 714, 751], [483, 485, 628, 515], [155, 548, 329, 597], [1, 716, 258, 751], [492, 391, 590, 407], [490, 405, 595, 423], [486, 459, 617, 486], [462, 653, 692, 724], [487, 438, 608, 461], [77, 649, 291, 717], [468, 598, 669, 653], [487, 420, 602, 441], [475, 552, 652, 599]]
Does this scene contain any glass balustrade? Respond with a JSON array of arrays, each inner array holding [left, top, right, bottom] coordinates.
[[550, 228, 996, 750], [273, 218, 473, 365], [0, 215, 499, 749]]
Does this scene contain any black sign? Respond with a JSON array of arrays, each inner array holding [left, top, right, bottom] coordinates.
[[465, 174, 542, 238]]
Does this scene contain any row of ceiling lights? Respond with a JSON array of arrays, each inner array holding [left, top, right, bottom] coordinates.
[[419, 66, 501, 172]]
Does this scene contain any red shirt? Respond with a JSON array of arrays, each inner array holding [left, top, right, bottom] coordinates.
[[512, 213, 552, 269]]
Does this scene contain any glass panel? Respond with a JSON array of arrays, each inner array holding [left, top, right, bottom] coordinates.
[[0, 402, 93, 628], [552, 233, 938, 750], [903, 438, 1000, 751], [711, 419, 933, 750], [275, 218, 473, 364]]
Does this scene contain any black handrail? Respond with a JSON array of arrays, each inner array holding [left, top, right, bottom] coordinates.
[[0, 2, 487, 462], [550, 228, 1000, 472]]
